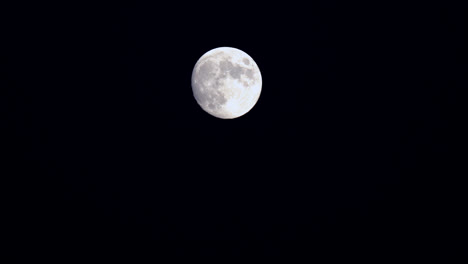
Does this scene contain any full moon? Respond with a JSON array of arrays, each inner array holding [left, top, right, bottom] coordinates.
[[191, 47, 262, 119]]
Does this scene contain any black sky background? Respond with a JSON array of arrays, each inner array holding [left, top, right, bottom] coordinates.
[[2, 1, 463, 260]]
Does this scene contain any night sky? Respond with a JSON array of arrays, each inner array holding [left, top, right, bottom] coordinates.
[[3, 1, 462, 260]]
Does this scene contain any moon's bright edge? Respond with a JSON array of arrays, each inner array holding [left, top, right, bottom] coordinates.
[[191, 47, 262, 119]]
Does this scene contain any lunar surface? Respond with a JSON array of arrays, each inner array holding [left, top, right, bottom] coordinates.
[[191, 47, 262, 119]]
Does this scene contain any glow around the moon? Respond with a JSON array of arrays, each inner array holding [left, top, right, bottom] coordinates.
[[191, 47, 262, 119]]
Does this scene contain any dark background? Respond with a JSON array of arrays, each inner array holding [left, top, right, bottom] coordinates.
[[2, 1, 463, 260]]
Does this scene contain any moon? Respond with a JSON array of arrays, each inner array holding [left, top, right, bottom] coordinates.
[[191, 47, 262, 119]]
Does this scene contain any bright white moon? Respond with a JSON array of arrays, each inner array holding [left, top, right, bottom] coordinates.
[[191, 47, 262, 119]]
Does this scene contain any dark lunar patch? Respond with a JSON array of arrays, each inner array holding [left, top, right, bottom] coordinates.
[[193, 82, 227, 110], [229, 65, 243, 79], [214, 77, 223, 88], [219, 60, 244, 79], [245, 69, 254, 80], [198, 60, 216, 83], [243, 58, 250, 65], [219, 60, 233, 72]]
